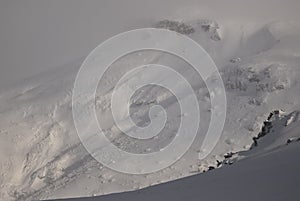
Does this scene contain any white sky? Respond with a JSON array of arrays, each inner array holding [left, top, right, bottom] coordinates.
[[0, 0, 299, 90]]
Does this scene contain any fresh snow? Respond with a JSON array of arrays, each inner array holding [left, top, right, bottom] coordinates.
[[50, 132, 300, 201], [1, 19, 300, 201], [49, 110, 300, 201]]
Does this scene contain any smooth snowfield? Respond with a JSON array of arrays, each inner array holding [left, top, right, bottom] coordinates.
[[1, 19, 300, 201]]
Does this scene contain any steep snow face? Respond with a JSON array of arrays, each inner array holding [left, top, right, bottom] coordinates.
[[247, 110, 300, 153], [0, 20, 300, 201]]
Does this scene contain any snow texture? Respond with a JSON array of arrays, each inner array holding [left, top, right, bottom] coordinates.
[[1, 19, 300, 201]]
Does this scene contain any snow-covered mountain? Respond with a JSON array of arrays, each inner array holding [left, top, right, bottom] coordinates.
[[1, 19, 300, 201], [49, 111, 300, 201]]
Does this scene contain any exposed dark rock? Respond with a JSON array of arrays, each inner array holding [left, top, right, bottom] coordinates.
[[224, 152, 234, 159], [267, 112, 274, 121], [199, 20, 221, 41], [286, 137, 300, 145], [155, 20, 195, 35], [251, 111, 278, 148], [230, 57, 241, 64], [216, 160, 222, 167]]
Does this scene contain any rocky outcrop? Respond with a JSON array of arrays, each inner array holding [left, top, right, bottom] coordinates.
[[155, 20, 195, 35]]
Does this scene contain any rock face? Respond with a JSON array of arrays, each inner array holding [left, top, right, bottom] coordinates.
[[252, 120, 273, 147], [225, 63, 290, 106], [155, 19, 222, 41], [198, 19, 221, 41], [155, 20, 195, 35], [251, 110, 282, 148], [226, 64, 289, 93]]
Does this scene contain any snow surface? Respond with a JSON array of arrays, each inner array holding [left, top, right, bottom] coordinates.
[[50, 129, 300, 201], [49, 111, 300, 201], [1, 18, 300, 201]]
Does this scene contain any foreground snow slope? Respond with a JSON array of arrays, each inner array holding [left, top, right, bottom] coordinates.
[[1, 19, 300, 200], [53, 143, 300, 201], [51, 112, 300, 201]]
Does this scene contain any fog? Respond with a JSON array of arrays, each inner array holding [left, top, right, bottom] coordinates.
[[0, 0, 299, 90]]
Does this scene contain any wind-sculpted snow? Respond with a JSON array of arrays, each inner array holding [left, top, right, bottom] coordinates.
[[1, 20, 300, 201]]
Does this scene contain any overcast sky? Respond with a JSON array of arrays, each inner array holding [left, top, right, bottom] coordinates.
[[1, 0, 299, 90]]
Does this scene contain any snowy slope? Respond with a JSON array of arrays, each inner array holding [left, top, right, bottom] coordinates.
[[49, 111, 300, 201], [53, 142, 300, 201], [1, 19, 300, 201]]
